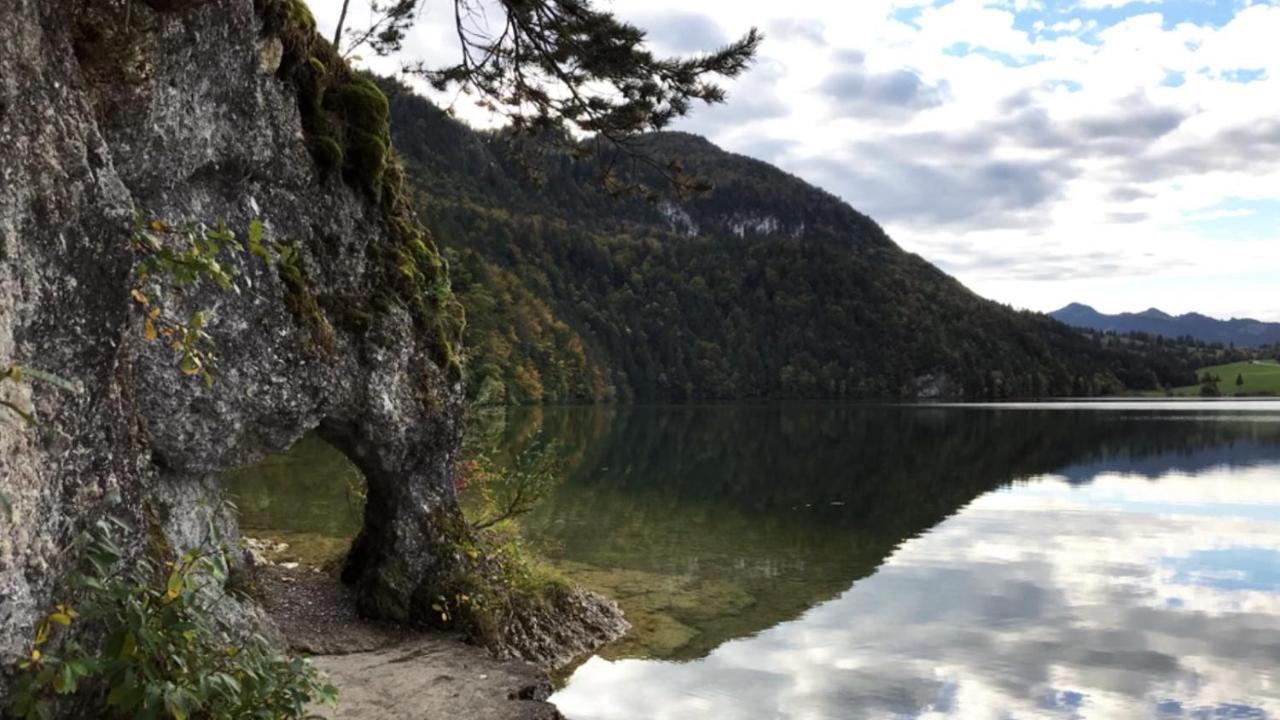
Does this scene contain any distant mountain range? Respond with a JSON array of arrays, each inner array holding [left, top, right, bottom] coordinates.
[[1051, 303, 1280, 347]]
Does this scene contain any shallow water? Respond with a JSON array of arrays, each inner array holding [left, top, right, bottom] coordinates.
[[226, 401, 1280, 719]]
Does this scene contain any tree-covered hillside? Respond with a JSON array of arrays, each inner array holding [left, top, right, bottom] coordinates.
[[383, 83, 1194, 403]]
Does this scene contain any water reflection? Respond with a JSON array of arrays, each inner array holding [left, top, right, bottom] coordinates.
[[537, 403, 1280, 718], [515, 404, 1280, 662], [222, 434, 363, 566], [554, 467, 1280, 718], [220, 402, 1280, 717]]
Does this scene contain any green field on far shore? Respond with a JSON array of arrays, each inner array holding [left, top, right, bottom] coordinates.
[[1166, 359, 1280, 396]]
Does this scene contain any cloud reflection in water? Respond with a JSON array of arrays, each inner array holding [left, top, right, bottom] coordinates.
[[553, 466, 1280, 719]]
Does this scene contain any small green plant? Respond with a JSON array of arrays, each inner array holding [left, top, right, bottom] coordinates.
[[131, 214, 336, 376], [457, 438, 564, 533], [1, 364, 83, 426], [130, 214, 262, 386], [6, 512, 338, 720], [430, 424, 576, 636]]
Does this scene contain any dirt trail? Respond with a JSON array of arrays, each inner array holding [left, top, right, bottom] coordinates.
[[257, 565, 563, 720]]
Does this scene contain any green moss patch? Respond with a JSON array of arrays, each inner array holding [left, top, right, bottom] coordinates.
[[276, 240, 337, 353], [256, 0, 463, 379]]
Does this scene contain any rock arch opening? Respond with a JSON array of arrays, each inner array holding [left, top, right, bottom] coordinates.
[[221, 432, 367, 572]]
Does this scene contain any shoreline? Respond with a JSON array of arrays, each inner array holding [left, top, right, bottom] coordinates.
[[257, 564, 569, 719]]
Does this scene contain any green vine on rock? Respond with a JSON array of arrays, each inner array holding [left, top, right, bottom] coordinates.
[[129, 214, 250, 386], [130, 213, 339, 379]]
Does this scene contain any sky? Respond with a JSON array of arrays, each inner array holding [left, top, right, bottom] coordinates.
[[307, 0, 1280, 321]]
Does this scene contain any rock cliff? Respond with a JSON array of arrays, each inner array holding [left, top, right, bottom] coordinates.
[[0, 0, 620, 705]]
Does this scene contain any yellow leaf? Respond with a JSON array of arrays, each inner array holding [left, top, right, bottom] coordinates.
[[143, 318, 157, 342], [34, 622, 50, 645], [148, 307, 161, 319], [130, 289, 149, 306], [150, 220, 165, 232], [47, 612, 72, 626], [164, 571, 183, 601]]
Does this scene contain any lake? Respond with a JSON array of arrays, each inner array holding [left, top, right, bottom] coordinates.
[[224, 401, 1280, 719]]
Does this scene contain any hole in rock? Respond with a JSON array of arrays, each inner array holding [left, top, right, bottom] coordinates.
[[221, 432, 367, 571]]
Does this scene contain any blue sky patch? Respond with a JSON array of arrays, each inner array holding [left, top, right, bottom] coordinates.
[[1166, 548, 1280, 593], [1221, 68, 1267, 83], [1001, 0, 1248, 49], [943, 42, 1046, 67], [890, 5, 925, 29], [1185, 198, 1280, 241]]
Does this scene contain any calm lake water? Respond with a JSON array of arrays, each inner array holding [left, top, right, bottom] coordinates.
[[225, 401, 1280, 719]]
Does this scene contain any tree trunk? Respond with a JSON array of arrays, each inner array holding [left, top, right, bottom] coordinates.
[[333, 0, 351, 48]]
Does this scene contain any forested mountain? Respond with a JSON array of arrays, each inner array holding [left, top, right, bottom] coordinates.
[[382, 82, 1192, 403], [1052, 303, 1280, 348]]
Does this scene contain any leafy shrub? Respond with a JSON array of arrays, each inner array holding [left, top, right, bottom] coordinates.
[[7, 513, 338, 720], [430, 422, 576, 639], [458, 438, 563, 533]]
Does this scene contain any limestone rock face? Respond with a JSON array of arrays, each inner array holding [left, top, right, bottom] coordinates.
[[0, 0, 142, 675], [0, 0, 470, 697]]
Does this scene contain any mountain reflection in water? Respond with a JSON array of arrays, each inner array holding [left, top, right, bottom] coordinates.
[[511, 404, 1280, 719], [225, 402, 1280, 719]]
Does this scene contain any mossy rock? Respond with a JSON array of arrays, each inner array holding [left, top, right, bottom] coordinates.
[[343, 131, 388, 197], [318, 294, 377, 334], [277, 241, 338, 354], [283, 0, 316, 33], [262, 0, 324, 73], [296, 65, 329, 130], [308, 135, 344, 175], [428, 277, 452, 306], [257, 0, 462, 380], [330, 79, 390, 134]]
